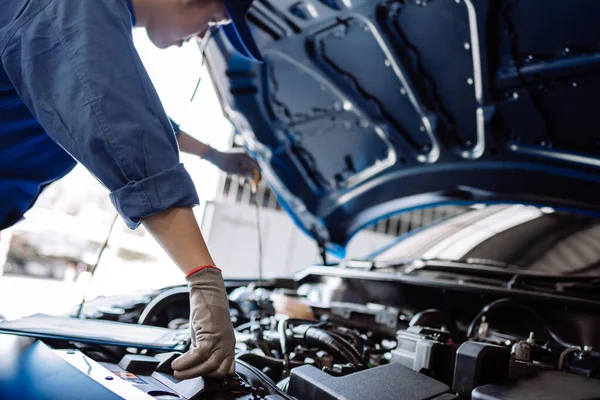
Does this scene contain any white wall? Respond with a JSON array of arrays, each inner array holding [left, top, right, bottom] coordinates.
[[202, 201, 394, 278], [202, 202, 319, 278]]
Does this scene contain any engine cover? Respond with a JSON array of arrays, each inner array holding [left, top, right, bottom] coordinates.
[[288, 364, 455, 400], [472, 371, 600, 400]]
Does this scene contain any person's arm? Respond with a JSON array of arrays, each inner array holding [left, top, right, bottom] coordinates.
[[177, 128, 211, 158], [142, 207, 213, 274], [176, 126, 260, 179], [143, 207, 235, 379], [2, 0, 233, 378]]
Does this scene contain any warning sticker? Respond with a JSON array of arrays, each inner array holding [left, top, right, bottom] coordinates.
[[111, 371, 147, 385]]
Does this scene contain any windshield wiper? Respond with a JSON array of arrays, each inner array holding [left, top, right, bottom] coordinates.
[[385, 257, 524, 276], [337, 257, 521, 275], [340, 257, 600, 282], [401, 258, 600, 301], [563, 259, 600, 276], [331, 258, 600, 301], [337, 258, 417, 271]]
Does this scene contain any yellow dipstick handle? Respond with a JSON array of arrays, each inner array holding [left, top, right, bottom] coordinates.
[[251, 169, 261, 194]]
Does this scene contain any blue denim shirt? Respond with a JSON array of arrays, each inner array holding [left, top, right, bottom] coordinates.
[[0, 0, 197, 230]]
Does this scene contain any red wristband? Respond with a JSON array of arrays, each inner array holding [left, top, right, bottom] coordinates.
[[185, 265, 221, 279]]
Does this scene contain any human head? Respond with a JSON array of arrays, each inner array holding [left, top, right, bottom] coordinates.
[[133, 0, 230, 49], [133, 0, 262, 61]]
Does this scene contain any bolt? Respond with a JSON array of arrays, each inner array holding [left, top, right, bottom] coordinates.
[[510, 144, 518, 151], [419, 126, 425, 132], [465, 140, 473, 147], [400, 88, 407, 95], [539, 140, 547, 147], [359, 119, 369, 128], [478, 321, 489, 338], [464, 42, 471, 50], [563, 47, 570, 55], [573, 82, 578, 88], [512, 92, 519, 99], [462, 151, 470, 158], [417, 154, 427, 163], [455, 0, 460, 3], [527, 332, 535, 344], [527, 55, 534, 61], [467, 77, 474, 85], [584, 345, 594, 352], [384, 60, 391, 67]]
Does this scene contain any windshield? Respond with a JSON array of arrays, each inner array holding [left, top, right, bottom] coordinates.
[[371, 204, 600, 277]]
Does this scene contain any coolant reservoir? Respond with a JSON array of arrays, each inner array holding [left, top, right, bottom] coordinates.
[[271, 290, 315, 320]]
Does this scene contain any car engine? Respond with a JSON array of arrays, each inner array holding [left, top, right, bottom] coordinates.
[[39, 266, 600, 400]]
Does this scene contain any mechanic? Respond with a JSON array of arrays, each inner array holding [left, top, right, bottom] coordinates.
[[1, 0, 263, 380]]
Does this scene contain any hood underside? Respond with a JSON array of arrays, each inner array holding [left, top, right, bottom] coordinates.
[[204, 0, 600, 253]]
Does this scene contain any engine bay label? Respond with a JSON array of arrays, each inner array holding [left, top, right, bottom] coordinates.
[[111, 371, 146, 385]]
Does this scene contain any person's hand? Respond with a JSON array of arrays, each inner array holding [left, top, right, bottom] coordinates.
[[204, 147, 259, 179], [171, 267, 235, 379]]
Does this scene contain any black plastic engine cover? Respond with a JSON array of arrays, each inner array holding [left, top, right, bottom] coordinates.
[[390, 326, 457, 386], [472, 371, 600, 400], [452, 341, 510, 396], [288, 363, 455, 400]]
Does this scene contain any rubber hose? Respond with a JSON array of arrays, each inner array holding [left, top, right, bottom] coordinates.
[[236, 352, 304, 369], [277, 376, 291, 392], [409, 308, 461, 342], [466, 298, 578, 348], [327, 327, 364, 355], [302, 327, 365, 366]]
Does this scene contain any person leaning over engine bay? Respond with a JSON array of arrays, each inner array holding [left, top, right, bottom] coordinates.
[[0, 0, 263, 380]]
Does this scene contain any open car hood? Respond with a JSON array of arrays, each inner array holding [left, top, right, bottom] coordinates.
[[204, 0, 600, 254]]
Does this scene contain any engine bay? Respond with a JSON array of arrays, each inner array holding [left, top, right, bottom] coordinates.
[[2, 266, 600, 400]]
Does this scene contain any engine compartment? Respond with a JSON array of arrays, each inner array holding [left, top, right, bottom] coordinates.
[[7, 266, 596, 400]]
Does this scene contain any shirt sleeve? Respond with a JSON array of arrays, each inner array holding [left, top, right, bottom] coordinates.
[[1, 0, 198, 228], [169, 117, 181, 137]]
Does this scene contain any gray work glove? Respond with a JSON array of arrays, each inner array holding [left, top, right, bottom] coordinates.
[[204, 147, 260, 179], [171, 267, 235, 380]]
